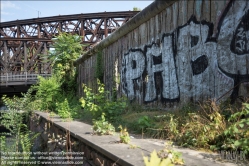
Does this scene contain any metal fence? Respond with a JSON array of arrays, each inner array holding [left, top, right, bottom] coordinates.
[[0, 72, 52, 86]]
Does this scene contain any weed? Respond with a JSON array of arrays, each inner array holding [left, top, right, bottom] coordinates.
[[222, 103, 249, 155], [118, 125, 130, 144], [0, 102, 39, 165], [143, 150, 174, 166], [34, 74, 61, 111], [49, 111, 56, 117], [138, 115, 153, 131], [56, 98, 71, 120], [92, 113, 115, 135], [129, 144, 140, 149], [157, 141, 184, 165], [80, 79, 127, 121]]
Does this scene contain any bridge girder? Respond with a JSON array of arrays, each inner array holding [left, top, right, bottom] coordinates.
[[0, 11, 139, 75]]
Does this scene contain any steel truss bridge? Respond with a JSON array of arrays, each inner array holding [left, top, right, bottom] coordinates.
[[0, 11, 138, 95]]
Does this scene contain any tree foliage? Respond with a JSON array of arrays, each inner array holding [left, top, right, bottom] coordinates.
[[48, 32, 84, 87], [133, 7, 141, 11]]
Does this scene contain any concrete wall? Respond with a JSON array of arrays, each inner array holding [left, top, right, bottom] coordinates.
[[30, 112, 122, 166], [76, 0, 249, 107]]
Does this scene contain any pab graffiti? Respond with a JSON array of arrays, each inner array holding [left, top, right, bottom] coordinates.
[[121, 0, 249, 103]]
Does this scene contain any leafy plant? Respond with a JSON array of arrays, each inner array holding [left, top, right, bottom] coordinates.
[[49, 111, 56, 117], [157, 141, 184, 165], [143, 150, 174, 166], [118, 125, 130, 144], [34, 74, 61, 111], [222, 103, 249, 155], [80, 79, 127, 121], [133, 7, 141, 11], [0, 100, 39, 165], [92, 113, 115, 135], [138, 115, 153, 131], [1, 86, 38, 112], [56, 98, 71, 120], [48, 32, 84, 84]]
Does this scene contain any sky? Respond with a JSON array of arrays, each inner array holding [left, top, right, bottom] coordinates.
[[1, 1, 153, 22]]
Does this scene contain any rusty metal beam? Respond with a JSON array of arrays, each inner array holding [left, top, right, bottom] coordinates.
[[75, 0, 177, 65], [0, 11, 138, 77], [0, 11, 139, 27]]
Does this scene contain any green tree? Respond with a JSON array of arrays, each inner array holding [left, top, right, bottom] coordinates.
[[133, 7, 141, 11], [48, 32, 84, 90]]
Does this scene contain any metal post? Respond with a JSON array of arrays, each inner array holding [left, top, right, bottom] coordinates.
[[6, 72, 8, 87], [104, 18, 108, 38], [17, 25, 20, 38], [38, 24, 41, 38], [25, 71, 27, 86], [59, 22, 62, 32], [24, 42, 27, 72], [43, 42, 47, 74], [3, 41, 8, 73], [81, 20, 85, 41]]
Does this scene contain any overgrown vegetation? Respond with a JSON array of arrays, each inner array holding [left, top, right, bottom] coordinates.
[[0, 96, 39, 166], [157, 141, 184, 165], [143, 150, 174, 166], [36, 32, 84, 118], [56, 98, 72, 120], [92, 113, 115, 135], [0, 32, 84, 165], [79, 79, 127, 122], [1, 31, 249, 166], [133, 7, 141, 11], [118, 125, 130, 144], [143, 141, 184, 166], [47, 32, 83, 91], [123, 100, 249, 160]]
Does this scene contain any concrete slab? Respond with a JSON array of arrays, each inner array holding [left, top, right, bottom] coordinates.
[[35, 112, 248, 166]]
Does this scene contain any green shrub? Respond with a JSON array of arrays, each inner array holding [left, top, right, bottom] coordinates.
[[48, 32, 84, 84], [34, 74, 61, 111], [118, 125, 130, 144], [80, 79, 127, 121], [0, 102, 39, 165], [137, 115, 153, 131], [222, 103, 249, 155], [143, 150, 174, 166], [56, 98, 71, 120], [92, 113, 115, 135], [176, 101, 226, 148]]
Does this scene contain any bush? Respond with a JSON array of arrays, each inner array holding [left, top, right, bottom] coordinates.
[[56, 98, 71, 120], [80, 79, 127, 121], [222, 103, 249, 155], [92, 113, 115, 135], [34, 74, 61, 111]]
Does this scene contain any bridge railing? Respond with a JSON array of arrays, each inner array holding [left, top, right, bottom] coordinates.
[[0, 72, 52, 85]]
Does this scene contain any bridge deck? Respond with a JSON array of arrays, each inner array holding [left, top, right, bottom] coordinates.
[[0, 73, 51, 86], [0, 11, 138, 95]]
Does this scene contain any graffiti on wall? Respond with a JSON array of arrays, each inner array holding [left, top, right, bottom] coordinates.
[[121, 0, 249, 103]]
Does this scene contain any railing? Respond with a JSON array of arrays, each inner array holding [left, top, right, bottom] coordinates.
[[0, 72, 52, 85]]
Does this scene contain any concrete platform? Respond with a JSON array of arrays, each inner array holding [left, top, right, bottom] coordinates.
[[35, 111, 248, 166]]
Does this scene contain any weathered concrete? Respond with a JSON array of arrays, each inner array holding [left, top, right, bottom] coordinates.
[[30, 111, 248, 166]]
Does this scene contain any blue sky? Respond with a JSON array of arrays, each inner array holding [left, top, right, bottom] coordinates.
[[1, 1, 153, 22]]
